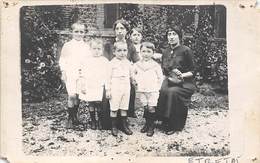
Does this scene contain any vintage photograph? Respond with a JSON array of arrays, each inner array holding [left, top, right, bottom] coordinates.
[[20, 3, 229, 157]]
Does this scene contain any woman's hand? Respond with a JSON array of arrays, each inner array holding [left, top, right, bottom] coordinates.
[[181, 71, 193, 78], [173, 69, 183, 80]]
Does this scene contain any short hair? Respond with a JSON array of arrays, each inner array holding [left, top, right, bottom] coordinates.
[[113, 19, 130, 32], [129, 27, 143, 36], [140, 42, 155, 52], [89, 39, 103, 48], [113, 41, 128, 51], [71, 22, 88, 33]]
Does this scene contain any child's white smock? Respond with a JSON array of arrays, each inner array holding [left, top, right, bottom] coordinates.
[[59, 39, 91, 96], [79, 56, 109, 102]]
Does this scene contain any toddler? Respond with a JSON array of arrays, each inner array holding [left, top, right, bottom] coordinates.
[[133, 42, 163, 136]]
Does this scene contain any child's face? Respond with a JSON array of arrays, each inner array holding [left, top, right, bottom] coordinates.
[[91, 42, 103, 57], [130, 29, 142, 44], [72, 26, 85, 41], [140, 46, 154, 61], [114, 43, 128, 60]]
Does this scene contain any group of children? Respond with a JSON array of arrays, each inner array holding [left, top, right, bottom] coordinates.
[[59, 22, 163, 137]]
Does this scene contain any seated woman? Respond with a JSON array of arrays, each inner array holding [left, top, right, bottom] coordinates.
[[157, 26, 197, 135]]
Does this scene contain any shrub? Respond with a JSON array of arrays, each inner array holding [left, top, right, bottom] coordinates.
[[21, 5, 228, 102]]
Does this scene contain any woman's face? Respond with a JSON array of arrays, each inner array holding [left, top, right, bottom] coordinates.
[[167, 30, 180, 45], [115, 23, 127, 40], [130, 29, 142, 44]]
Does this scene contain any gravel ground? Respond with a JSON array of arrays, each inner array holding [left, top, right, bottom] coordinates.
[[22, 90, 229, 157]]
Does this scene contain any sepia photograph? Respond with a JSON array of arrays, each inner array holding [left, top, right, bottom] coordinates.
[[20, 3, 229, 157], [1, 0, 260, 162]]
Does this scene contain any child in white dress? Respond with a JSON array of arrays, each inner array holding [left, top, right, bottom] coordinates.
[[59, 22, 91, 128], [133, 42, 163, 137], [79, 39, 109, 130]]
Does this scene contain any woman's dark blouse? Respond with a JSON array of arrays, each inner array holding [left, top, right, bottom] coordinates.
[[162, 45, 196, 90]]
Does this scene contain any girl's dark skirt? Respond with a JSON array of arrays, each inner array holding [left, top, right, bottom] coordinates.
[[157, 79, 195, 131]]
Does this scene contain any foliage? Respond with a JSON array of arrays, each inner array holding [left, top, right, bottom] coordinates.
[[21, 5, 228, 102], [121, 5, 228, 91], [21, 6, 64, 102]]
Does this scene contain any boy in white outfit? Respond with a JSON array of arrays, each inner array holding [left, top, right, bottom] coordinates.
[[133, 42, 163, 137], [106, 41, 134, 137], [59, 22, 91, 128], [78, 39, 109, 130]]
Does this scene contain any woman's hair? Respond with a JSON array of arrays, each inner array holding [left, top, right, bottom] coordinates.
[[129, 27, 143, 37], [166, 26, 183, 41], [140, 42, 155, 52], [112, 19, 130, 32]]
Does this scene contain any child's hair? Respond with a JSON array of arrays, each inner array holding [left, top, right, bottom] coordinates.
[[140, 42, 155, 52], [89, 38, 103, 48], [129, 27, 143, 36], [71, 22, 88, 33], [113, 41, 128, 51]]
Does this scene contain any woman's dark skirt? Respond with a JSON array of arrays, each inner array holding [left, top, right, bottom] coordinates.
[[100, 85, 136, 130], [157, 79, 195, 131]]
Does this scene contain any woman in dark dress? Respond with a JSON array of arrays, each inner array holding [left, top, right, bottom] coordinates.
[[157, 27, 196, 135], [100, 19, 140, 130]]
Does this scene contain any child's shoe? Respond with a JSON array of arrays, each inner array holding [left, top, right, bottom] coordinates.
[[121, 116, 133, 135], [111, 117, 118, 137]]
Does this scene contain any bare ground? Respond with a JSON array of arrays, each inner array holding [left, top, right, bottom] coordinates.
[[22, 90, 229, 157]]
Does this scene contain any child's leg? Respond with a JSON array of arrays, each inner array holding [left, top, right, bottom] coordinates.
[[66, 94, 80, 128], [66, 95, 74, 129], [138, 92, 149, 133], [120, 110, 133, 135], [96, 102, 102, 130], [73, 94, 81, 124], [146, 92, 159, 137], [89, 102, 96, 130], [119, 91, 133, 135], [110, 110, 118, 136], [119, 88, 133, 135]]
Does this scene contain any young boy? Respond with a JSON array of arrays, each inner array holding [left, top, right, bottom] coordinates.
[[59, 22, 91, 129], [133, 42, 163, 137], [105, 41, 134, 137], [78, 39, 108, 130]]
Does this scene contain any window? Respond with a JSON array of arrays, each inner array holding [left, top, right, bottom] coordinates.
[[104, 4, 120, 28]]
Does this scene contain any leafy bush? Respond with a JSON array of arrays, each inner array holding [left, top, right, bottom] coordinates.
[[21, 6, 64, 102], [21, 5, 228, 102], [121, 5, 228, 92]]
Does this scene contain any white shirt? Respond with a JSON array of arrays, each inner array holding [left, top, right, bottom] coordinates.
[[133, 60, 163, 92], [59, 39, 91, 78]]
